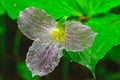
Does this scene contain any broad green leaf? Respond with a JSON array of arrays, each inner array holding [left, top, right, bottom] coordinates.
[[1, 0, 83, 19], [115, 36, 120, 46], [1, 0, 34, 19], [63, 14, 120, 77], [36, 0, 83, 19], [36, 0, 120, 18], [0, 1, 5, 14], [91, 0, 120, 15], [35, 0, 120, 18], [76, 0, 120, 16], [17, 62, 40, 80], [2, 0, 120, 19]]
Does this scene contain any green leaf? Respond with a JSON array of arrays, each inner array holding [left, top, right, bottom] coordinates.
[[1, 0, 33, 19], [115, 35, 120, 46], [0, 1, 5, 14], [17, 62, 40, 80], [91, 0, 120, 15], [38, 0, 120, 18], [76, 0, 120, 16], [90, 0, 120, 16], [1, 0, 83, 19], [37, 0, 83, 19], [2, 0, 120, 19], [63, 14, 120, 77]]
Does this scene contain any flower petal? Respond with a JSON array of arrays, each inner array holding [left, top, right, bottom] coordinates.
[[62, 21, 97, 52], [26, 41, 62, 76], [17, 7, 56, 40]]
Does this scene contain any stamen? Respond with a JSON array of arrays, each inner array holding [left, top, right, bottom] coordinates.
[[50, 27, 65, 44]]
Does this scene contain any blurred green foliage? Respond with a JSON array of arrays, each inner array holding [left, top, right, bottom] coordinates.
[[0, 0, 120, 80], [106, 45, 120, 64], [0, 77, 3, 80], [0, 26, 5, 36], [17, 63, 40, 80]]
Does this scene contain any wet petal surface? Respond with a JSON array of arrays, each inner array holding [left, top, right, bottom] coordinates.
[[17, 7, 56, 40], [62, 21, 97, 52], [26, 41, 62, 76]]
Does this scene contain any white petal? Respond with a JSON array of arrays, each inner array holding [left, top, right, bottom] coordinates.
[[17, 7, 56, 40], [26, 41, 62, 76], [62, 21, 97, 52]]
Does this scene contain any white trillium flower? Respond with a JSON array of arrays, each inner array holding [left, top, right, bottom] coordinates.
[[17, 7, 97, 77]]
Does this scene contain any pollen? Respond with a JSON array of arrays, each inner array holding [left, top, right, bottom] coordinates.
[[50, 26, 65, 43]]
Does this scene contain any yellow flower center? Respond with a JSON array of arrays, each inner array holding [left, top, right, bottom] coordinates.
[[50, 26, 65, 44]]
